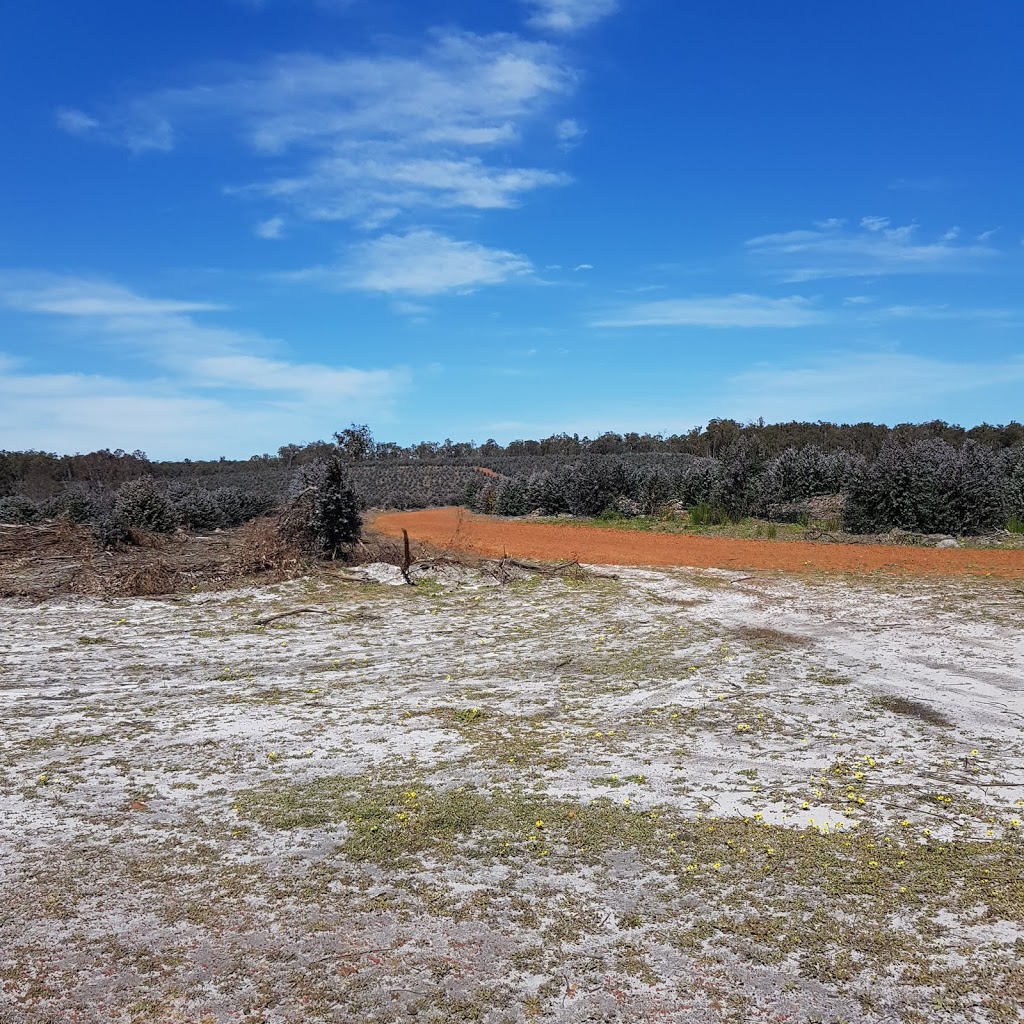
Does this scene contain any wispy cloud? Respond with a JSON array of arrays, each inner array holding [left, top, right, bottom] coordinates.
[[747, 217, 999, 282], [887, 176, 950, 192], [254, 216, 285, 239], [719, 351, 1024, 423], [0, 274, 409, 455], [523, 0, 619, 33], [871, 303, 1014, 322], [60, 31, 577, 225], [300, 229, 534, 296], [593, 294, 827, 328], [0, 275, 225, 317]]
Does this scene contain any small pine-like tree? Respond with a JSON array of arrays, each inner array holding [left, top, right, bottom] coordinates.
[[286, 456, 362, 557]]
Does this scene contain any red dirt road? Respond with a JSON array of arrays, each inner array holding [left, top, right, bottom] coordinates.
[[372, 507, 1024, 579]]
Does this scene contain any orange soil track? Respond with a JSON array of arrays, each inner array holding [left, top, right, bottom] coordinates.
[[372, 507, 1024, 579]]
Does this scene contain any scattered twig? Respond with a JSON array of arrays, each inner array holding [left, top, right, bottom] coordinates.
[[254, 607, 330, 625]]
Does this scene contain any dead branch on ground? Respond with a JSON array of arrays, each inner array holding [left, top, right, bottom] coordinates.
[[254, 607, 331, 626]]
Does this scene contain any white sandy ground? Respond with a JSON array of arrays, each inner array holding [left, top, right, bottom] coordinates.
[[1, 563, 1023, 1023]]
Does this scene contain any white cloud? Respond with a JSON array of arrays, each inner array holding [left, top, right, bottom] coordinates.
[[556, 117, 585, 143], [593, 294, 826, 328], [747, 217, 999, 281], [842, 295, 875, 306], [254, 216, 285, 239], [860, 215, 890, 232], [574, 263, 594, 272], [60, 32, 577, 224], [0, 274, 409, 456], [523, 0, 619, 32], [336, 230, 533, 296]]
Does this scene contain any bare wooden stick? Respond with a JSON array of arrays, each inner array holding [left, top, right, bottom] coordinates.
[[400, 529, 414, 585]]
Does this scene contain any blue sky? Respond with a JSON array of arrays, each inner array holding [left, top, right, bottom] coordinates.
[[2, 0, 1022, 458]]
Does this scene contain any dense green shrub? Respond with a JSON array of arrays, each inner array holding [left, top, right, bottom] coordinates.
[[715, 439, 770, 519], [844, 440, 1005, 535], [676, 459, 721, 506], [0, 494, 41, 524], [114, 477, 176, 533], [172, 488, 224, 530], [629, 466, 674, 515], [49, 485, 99, 524], [495, 478, 530, 516], [763, 445, 849, 503], [525, 468, 571, 514], [1002, 446, 1024, 522]]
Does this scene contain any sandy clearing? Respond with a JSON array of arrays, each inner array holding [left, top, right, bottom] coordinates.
[[373, 507, 1024, 578], [2, 564, 1023, 1022]]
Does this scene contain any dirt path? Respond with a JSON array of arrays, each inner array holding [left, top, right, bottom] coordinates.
[[373, 507, 1024, 578]]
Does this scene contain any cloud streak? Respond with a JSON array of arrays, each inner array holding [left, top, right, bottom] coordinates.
[[746, 218, 998, 282], [593, 294, 827, 328]]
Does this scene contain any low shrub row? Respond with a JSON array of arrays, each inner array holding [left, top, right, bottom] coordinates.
[[462, 440, 1024, 536]]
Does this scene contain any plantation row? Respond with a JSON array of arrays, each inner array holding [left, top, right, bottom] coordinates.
[[466, 440, 1024, 536], [2, 433, 1024, 539]]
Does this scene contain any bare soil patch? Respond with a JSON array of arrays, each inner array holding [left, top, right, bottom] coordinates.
[[373, 507, 1024, 578]]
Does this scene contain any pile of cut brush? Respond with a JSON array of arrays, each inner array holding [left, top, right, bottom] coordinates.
[[0, 518, 307, 600]]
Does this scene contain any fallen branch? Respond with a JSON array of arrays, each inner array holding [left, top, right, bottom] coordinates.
[[254, 607, 330, 625], [489, 555, 619, 585]]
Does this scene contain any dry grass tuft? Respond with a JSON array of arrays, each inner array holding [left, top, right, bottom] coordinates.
[[730, 624, 810, 650], [868, 694, 954, 728]]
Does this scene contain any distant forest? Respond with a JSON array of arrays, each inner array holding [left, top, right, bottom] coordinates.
[[2, 418, 1024, 537]]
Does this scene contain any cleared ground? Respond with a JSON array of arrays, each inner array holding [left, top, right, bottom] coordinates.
[[2, 559, 1023, 1023], [373, 507, 1024, 578]]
